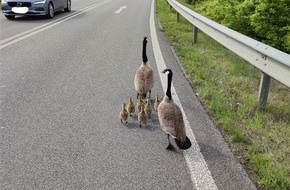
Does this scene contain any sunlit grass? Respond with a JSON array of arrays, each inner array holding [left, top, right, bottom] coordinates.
[[156, 0, 290, 189]]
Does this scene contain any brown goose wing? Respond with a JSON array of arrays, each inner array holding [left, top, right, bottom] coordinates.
[[158, 101, 177, 137], [144, 66, 154, 89], [134, 66, 146, 94], [172, 103, 187, 142]]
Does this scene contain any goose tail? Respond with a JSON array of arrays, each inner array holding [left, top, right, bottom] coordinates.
[[174, 136, 192, 150]]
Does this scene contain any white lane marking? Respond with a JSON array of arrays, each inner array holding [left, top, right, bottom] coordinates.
[[150, 0, 218, 189], [114, 6, 127, 14], [0, 0, 112, 50]]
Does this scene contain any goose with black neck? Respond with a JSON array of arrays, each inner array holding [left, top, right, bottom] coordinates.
[[157, 69, 192, 150]]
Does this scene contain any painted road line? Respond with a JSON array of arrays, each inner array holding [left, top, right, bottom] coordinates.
[[0, 0, 112, 50], [114, 6, 127, 14], [150, 0, 218, 189]]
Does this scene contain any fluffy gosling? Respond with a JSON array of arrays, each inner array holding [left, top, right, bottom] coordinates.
[[137, 95, 144, 113], [138, 106, 147, 127], [119, 103, 129, 123], [127, 97, 135, 116], [144, 98, 152, 118], [154, 95, 160, 112]]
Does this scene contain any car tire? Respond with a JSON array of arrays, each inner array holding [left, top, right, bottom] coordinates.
[[64, 0, 71, 12], [5, 15, 15, 19], [46, 2, 54, 19]]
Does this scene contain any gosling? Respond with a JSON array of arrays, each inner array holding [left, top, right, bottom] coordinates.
[[127, 97, 135, 116], [138, 106, 147, 127], [137, 95, 144, 113], [144, 98, 152, 118], [154, 95, 160, 112], [119, 103, 129, 123]]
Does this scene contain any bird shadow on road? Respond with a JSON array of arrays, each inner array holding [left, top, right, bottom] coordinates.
[[198, 142, 227, 161], [121, 121, 160, 132], [120, 113, 160, 131]]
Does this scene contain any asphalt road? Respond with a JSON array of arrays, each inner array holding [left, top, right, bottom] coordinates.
[[0, 0, 257, 189]]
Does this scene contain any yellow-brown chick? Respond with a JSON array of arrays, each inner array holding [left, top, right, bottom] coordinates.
[[138, 106, 147, 127], [119, 103, 129, 123], [154, 95, 161, 112], [144, 98, 152, 118], [137, 95, 144, 113], [127, 97, 135, 116]]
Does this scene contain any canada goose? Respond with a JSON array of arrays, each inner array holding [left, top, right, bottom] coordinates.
[[127, 97, 135, 116], [134, 37, 154, 99], [144, 98, 152, 118], [157, 69, 192, 150], [137, 95, 144, 113], [119, 103, 129, 123], [154, 95, 160, 112], [138, 106, 147, 127]]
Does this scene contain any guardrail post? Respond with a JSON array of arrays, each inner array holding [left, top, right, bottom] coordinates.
[[193, 26, 198, 43], [258, 73, 271, 108], [177, 12, 180, 22]]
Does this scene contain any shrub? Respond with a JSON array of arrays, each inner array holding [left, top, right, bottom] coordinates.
[[188, 0, 290, 53]]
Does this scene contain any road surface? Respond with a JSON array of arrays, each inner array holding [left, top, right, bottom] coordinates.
[[0, 0, 257, 189]]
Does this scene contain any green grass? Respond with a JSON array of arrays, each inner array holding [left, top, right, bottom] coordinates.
[[156, 0, 290, 189]]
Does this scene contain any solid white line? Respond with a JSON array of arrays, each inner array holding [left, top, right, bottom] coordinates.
[[150, 0, 218, 189], [0, 0, 112, 50]]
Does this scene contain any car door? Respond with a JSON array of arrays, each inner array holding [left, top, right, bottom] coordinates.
[[52, 0, 62, 11], [58, 0, 67, 10]]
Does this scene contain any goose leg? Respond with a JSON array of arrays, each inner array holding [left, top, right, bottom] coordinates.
[[166, 134, 175, 150]]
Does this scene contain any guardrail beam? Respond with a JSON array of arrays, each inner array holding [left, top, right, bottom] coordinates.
[[166, 0, 290, 108]]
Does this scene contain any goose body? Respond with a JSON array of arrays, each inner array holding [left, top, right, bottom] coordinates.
[[119, 103, 129, 123], [158, 69, 191, 150], [134, 37, 154, 99]]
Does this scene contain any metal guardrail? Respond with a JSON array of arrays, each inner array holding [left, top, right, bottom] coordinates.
[[166, 0, 290, 107]]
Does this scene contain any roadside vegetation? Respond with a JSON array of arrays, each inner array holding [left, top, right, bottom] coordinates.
[[156, 0, 290, 189], [186, 0, 290, 54]]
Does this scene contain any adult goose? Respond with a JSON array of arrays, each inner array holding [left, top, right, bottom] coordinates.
[[134, 37, 154, 99], [158, 69, 191, 150]]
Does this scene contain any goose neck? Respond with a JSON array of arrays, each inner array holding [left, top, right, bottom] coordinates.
[[166, 72, 172, 100]]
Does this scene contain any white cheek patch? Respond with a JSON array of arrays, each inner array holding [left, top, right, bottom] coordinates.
[[12, 7, 29, 14]]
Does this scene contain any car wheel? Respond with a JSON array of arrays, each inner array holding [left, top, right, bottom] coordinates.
[[5, 15, 15, 19], [64, 0, 71, 12], [46, 2, 54, 19]]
